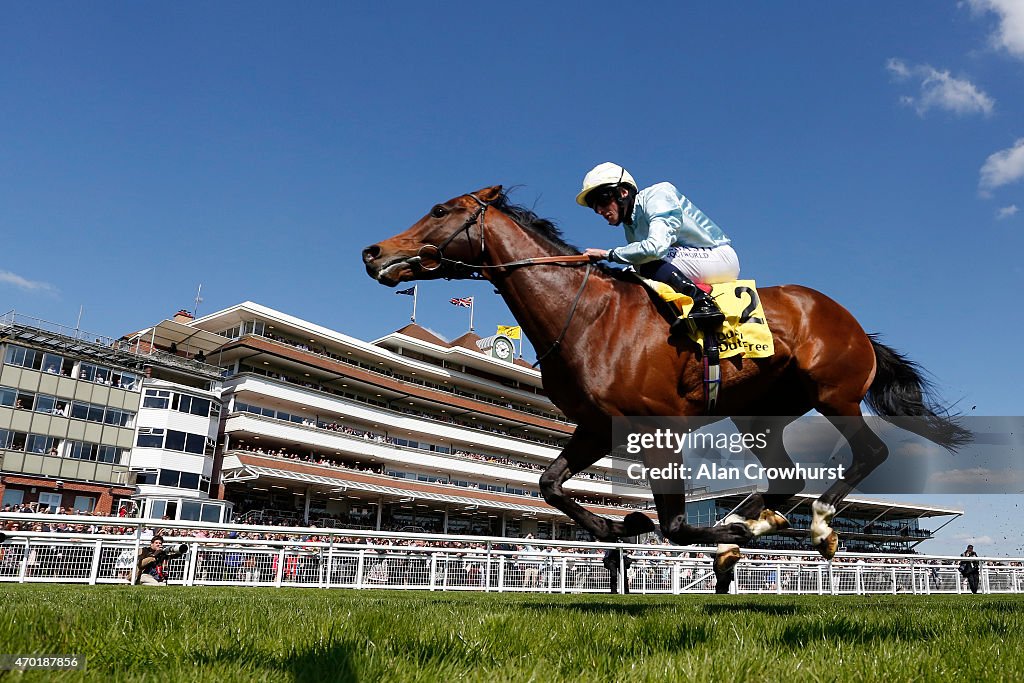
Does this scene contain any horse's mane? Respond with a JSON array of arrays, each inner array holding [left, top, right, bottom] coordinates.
[[490, 192, 577, 255], [491, 191, 627, 280]]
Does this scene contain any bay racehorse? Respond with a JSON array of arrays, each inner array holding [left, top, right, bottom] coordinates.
[[362, 186, 969, 590]]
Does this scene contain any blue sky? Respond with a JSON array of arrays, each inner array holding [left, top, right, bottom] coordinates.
[[2, 3, 1022, 554]]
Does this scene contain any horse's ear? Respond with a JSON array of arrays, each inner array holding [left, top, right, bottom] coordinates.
[[473, 185, 503, 203]]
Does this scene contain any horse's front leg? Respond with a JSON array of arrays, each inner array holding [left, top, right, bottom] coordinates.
[[707, 418, 800, 589], [637, 445, 754, 594], [539, 433, 655, 541]]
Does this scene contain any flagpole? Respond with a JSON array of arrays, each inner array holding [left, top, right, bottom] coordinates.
[[469, 298, 475, 332], [411, 285, 418, 323]]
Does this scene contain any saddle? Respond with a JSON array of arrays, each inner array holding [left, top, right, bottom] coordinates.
[[635, 275, 775, 360], [635, 275, 775, 413]]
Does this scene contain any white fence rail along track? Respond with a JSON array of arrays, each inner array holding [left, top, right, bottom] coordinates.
[[1, 513, 1018, 595]]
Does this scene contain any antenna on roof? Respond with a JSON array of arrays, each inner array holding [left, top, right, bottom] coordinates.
[[193, 284, 204, 318]]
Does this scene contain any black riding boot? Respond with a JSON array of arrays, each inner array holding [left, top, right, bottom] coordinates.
[[664, 271, 724, 335]]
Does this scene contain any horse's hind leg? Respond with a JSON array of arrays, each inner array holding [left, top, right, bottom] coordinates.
[[810, 411, 889, 559], [711, 418, 798, 590], [540, 432, 655, 541]]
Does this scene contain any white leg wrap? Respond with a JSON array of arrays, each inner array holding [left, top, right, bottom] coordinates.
[[810, 500, 836, 546], [716, 543, 740, 555], [747, 514, 776, 538], [720, 511, 782, 538]]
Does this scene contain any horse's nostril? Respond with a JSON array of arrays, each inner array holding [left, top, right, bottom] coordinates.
[[362, 245, 381, 264]]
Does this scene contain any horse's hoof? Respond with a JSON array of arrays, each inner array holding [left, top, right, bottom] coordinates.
[[764, 509, 790, 532], [816, 531, 839, 560], [714, 545, 742, 575], [745, 509, 790, 536], [622, 511, 656, 536]]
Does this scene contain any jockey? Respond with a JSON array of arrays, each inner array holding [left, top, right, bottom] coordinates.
[[578, 162, 738, 335]]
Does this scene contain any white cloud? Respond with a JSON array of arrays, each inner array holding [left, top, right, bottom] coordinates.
[[885, 57, 911, 79], [928, 466, 994, 484], [952, 533, 995, 545], [0, 269, 58, 294], [886, 58, 995, 117], [997, 204, 1019, 219], [979, 138, 1024, 194], [967, 0, 1024, 59]]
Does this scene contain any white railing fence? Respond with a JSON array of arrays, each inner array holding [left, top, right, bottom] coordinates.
[[1, 513, 1018, 595]]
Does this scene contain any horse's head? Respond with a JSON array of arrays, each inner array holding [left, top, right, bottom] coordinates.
[[362, 185, 503, 286]]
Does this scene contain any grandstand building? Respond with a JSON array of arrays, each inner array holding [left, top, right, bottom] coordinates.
[[0, 311, 224, 518], [183, 302, 655, 539]]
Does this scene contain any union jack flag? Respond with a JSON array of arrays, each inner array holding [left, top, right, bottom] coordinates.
[[449, 297, 473, 308]]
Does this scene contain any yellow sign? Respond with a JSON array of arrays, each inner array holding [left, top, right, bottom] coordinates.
[[497, 325, 521, 339]]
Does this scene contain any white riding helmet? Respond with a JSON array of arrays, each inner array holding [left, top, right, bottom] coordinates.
[[575, 162, 637, 206]]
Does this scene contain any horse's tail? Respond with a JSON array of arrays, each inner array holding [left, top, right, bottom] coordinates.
[[865, 335, 971, 452]]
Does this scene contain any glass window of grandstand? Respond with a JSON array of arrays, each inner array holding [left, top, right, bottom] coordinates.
[[26, 434, 56, 454], [6, 431, 27, 451], [218, 320, 266, 339], [72, 496, 96, 513], [156, 469, 211, 492], [41, 353, 71, 376], [162, 430, 207, 455], [136, 429, 164, 448], [103, 407, 134, 427], [173, 393, 213, 417], [78, 362, 138, 391], [37, 492, 62, 512], [446, 513, 500, 536], [33, 394, 68, 416], [386, 506, 444, 534], [2, 489, 24, 507], [179, 500, 224, 522], [70, 401, 106, 423], [69, 441, 122, 464], [14, 391, 34, 410], [148, 499, 167, 518], [4, 344, 42, 370], [143, 389, 171, 409]]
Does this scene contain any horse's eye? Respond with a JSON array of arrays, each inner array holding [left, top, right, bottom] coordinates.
[[430, 205, 448, 219]]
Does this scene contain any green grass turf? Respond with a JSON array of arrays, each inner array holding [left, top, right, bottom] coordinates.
[[0, 585, 1021, 682]]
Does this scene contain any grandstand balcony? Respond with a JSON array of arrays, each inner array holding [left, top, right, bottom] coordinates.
[[218, 412, 651, 498], [223, 373, 564, 461], [220, 450, 653, 536]]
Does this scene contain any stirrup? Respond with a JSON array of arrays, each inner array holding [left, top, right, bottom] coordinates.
[[691, 310, 725, 330]]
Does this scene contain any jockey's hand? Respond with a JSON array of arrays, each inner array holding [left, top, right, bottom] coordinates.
[[583, 248, 610, 262]]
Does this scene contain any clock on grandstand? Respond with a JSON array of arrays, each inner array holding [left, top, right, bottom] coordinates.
[[492, 336, 514, 361]]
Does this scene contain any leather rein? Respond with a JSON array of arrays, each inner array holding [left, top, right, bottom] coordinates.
[[413, 192, 594, 367]]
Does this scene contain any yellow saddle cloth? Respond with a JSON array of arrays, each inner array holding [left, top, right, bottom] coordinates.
[[641, 277, 775, 359]]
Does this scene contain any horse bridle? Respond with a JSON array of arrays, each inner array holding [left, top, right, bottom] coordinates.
[[413, 192, 594, 367]]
